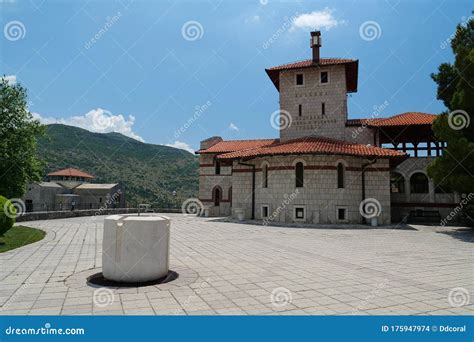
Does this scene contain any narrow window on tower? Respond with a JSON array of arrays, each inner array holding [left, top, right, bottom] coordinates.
[[296, 73, 304, 86], [298, 104, 302, 117], [320, 71, 328, 84], [321, 102, 325, 116]]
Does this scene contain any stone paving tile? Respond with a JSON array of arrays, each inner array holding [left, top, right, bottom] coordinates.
[[0, 215, 472, 316]]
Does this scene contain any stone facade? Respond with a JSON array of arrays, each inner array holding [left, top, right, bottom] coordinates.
[[279, 65, 348, 141], [231, 156, 391, 225], [22, 170, 125, 212], [390, 157, 458, 222]]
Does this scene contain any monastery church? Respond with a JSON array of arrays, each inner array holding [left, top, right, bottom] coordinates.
[[196, 31, 457, 225]]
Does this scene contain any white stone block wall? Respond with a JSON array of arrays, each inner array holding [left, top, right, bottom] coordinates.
[[229, 155, 391, 225], [279, 65, 348, 141], [198, 154, 232, 216]]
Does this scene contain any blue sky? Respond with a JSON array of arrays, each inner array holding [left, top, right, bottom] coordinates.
[[1, 0, 471, 152]]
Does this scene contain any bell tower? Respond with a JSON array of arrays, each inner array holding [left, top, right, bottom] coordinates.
[[266, 31, 358, 142]]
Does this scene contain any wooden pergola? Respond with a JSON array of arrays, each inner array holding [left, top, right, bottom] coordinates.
[[377, 124, 446, 157]]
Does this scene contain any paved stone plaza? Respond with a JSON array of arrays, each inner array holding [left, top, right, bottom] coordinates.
[[0, 215, 472, 315]]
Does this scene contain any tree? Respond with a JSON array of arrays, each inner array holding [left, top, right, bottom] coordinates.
[[0, 195, 15, 236], [0, 77, 45, 199], [428, 18, 474, 193]]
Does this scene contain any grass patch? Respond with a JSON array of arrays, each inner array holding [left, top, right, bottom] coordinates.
[[0, 226, 46, 253]]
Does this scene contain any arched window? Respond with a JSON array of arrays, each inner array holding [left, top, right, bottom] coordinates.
[[262, 164, 268, 188], [295, 162, 304, 188], [213, 187, 221, 206], [215, 160, 221, 175], [410, 173, 429, 193], [390, 172, 405, 193], [337, 163, 345, 188]]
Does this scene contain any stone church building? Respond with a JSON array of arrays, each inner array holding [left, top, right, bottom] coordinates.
[[196, 31, 458, 225]]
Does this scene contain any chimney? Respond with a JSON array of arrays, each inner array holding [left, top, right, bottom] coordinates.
[[310, 31, 322, 64]]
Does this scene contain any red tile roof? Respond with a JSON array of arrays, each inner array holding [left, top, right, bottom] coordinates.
[[214, 136, 406, 160], [266, 58, 359, 93], [266, 58, 356, 71], [47, 168, 94, 179], [196, 139, 278, 154], [346, 112, 437, 127]]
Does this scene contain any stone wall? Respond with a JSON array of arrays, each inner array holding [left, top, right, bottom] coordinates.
[[198, 154, 232, 216], [230, 155, 391, 225], [279, 65, 348, 141], [390, 157, 458, 222]]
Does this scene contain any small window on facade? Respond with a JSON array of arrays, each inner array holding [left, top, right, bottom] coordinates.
[[320, 71, 328, 84], [298, 104, 302, 117], [215, 160, 221, 175], [262, 206, 269, 218], [337, 163, 344, 188], [390, 172, 405, 193], [296, 73, 304, 85], [262, 164, 268, 188], [338, 208, 346, 221], [99, 197, 102, 203], [321, 102, 325, 116], [214, 187, 221, 206], [295, 207, 305, 220], [295, 162, 304, 188]]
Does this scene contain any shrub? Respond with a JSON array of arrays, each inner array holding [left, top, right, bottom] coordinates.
[[0, 196, 16, 236]]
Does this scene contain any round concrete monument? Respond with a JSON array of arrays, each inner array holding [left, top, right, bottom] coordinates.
[[102, 214, 170, 283]]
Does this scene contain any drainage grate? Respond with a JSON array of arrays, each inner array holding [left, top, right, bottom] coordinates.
[[87, 270, 179, 288]]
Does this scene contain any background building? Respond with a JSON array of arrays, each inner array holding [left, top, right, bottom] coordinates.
[[23, 167, 125, 212]]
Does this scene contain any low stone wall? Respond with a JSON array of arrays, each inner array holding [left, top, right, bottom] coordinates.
[[16, 208, 182, 222]]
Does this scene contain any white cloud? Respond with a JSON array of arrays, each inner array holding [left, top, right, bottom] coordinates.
[[32, 108, 145, 142], [3, 75, 17, 85], [229, 122, 239, 132], [165, 141, 194, 153], [290, 9, 343, 31]]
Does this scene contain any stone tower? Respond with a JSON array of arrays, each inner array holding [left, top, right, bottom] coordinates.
[[266, 31, 359, 142]]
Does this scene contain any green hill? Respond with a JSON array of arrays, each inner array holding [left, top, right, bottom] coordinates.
[[37, 124, 199, 207]]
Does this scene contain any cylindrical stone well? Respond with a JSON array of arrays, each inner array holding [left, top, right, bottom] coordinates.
[[102, 214, 170, 283]]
